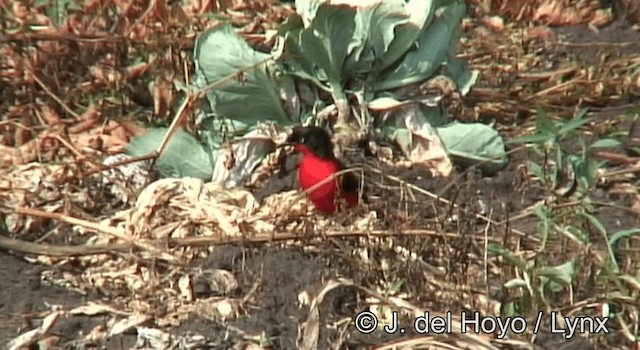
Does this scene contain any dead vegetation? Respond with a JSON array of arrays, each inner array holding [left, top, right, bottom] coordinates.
[[1, 0, 640, 349]]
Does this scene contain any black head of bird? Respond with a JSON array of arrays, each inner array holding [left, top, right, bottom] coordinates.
[[283, 126, 336, 159]]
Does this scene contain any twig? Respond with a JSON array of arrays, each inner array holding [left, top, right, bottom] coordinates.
[[149, 56, 274, 172], [0, 234, 130, 257], [14, 207, 177, 262], [84, 153, 158, 176], [29, 71, 82, 119], [0, 225, 509, 258]]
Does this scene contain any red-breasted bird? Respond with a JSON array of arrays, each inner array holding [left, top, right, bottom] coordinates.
[[282, 126, 362, 214]]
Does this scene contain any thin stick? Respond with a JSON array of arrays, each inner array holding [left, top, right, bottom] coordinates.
[[149, 57, 274, 172], [14, 207, 177, 262], [29, 71, 82, 119], [0, 226, 509, 258]]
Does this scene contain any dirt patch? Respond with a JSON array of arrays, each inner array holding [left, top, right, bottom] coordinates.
[[0, 252, 84, 344]]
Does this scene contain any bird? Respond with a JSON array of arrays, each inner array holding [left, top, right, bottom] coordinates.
[[282, 126, 362, 214]]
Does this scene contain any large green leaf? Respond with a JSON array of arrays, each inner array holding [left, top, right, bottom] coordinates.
[[342, 0, 409, 78], [374, 1, 466, 91], [373, 0, 439, 74], [277, 14, 317, 82], [125, 128, 215, 179], [282, 3, 362, 122], [294, 0, 321, 27], [539, 260, 576, 293], [436, 121, 508, 175], [298, 3, 357, 84], [193, 24, 290, 132]]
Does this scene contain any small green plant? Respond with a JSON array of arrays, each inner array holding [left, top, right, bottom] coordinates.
[[490, 243, 576, 316], [510, 108, 619, 199], [494, 107, 635, 330]]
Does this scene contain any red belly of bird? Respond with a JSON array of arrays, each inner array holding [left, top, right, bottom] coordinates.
[[297, 154, 358, 214]]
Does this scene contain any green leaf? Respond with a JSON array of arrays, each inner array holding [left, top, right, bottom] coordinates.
[[374, 0, 441, 74], [609, 228, 640, 247], [564, 225, 591, 244], [526, 161, 545, 181], [534, 108, 557, 136], [125, 128, 215, 179], [581, 211, 607, 235], [373, 1, 466, 91], [446, 57, 479, 96], [579, 210, 619, 272], [504, 278, 529, 289], [193, 24, 290, 131], [569, 154, 599, 191], [501, 302, 517, 317], [590, 138, 622, 149], [277, 16, 324, 87], [538, 260, 576, 293], [36, 0, 81, 25], [421, 105, 449, 127], [384, 128, 413, 155], [279, 3, 362, 114], [361, 0, 417, 74], [557, 114, 591, 138], [488, 244, 529, 270], [298, 3, 357, 83], [341, 0, 407, 77], [533, 204, 552, 250], [388, 279, 405, 294], [435, 121, 508, 175]]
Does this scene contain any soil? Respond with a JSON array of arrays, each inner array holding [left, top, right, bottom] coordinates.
[[2, 15, 640, 350]]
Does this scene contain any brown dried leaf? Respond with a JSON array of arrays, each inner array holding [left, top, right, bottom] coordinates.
[[120, 120, 147, 137], [183, 0, 233, 16], [84, 324, 108, 343], [178, 274, 195, 301], [630, 194, 640, 217], [622, 0, 640, 23], [37, 336, 61, 348], [112, 0, 138, 17], [127, 23, 150, 41], [0, 145, 21, 166], [69, 302, 126, 316], [78, 103, 101, 122], [16, 112, 35, 146], [125, 62, 150, 80], [110, 125, 130, 144], [7, 311, 62, 349], [39, 105, 62, 126], [108, 314, 150, 337], [153, 71, 174, 118], [525, 26, 557, 42], [481, 15, 505, 32], [532, 0, 610, 26], [89, 64, 124, 86]]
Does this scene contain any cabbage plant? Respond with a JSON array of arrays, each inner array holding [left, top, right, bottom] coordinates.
[[127, 0, 507, 183]]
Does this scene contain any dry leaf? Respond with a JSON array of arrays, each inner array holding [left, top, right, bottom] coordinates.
[[108, 313, 150, 337], [7, 311, 62, 350], [178, 274, 195, 301]]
